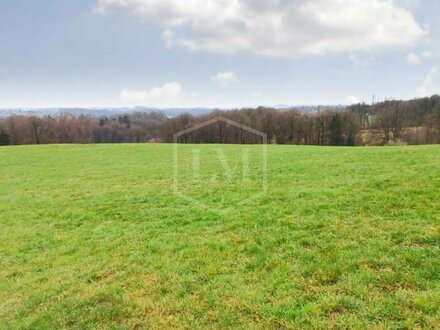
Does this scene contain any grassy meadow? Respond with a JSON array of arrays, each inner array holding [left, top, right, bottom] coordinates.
[[0, 144, 439, 329]]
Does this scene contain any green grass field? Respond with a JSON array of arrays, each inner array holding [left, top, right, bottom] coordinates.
[[1, 144, 439, 329]]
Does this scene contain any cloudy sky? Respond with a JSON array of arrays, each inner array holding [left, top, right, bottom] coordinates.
[[1, 0, 439, 108]]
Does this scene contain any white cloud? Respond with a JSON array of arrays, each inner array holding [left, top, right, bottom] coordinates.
[[211, 71, 237, 86], [346, 96, 360, 104], [120, 82, 183, 105], [94, 0, 424, 58], [417, 67, 440, 97], [406, 52, 421, 65]]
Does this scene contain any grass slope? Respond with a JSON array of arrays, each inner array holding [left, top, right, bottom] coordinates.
[[0, 144, 439, 329]]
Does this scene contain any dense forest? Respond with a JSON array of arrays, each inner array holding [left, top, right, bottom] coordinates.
[[1, 95, 440, 146]]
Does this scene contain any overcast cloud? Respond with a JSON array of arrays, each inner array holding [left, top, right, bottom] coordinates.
[[95, 0, 424, 57]]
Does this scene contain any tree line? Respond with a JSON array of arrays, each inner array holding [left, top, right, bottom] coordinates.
[[1, 95, 440, 146], [0, 112, 166, 146]]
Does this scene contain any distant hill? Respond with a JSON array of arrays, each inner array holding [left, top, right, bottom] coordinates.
[[0, 107, 213, 118], [277, 105, 346, 112], [0, 105, 347, 118]]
